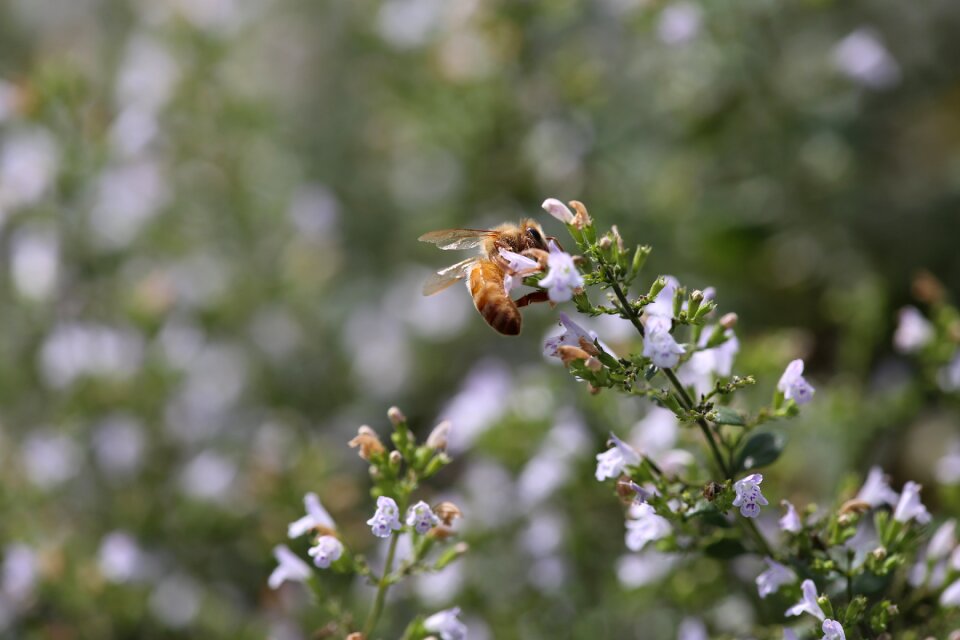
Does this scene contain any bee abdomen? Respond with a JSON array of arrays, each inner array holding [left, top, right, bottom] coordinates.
[[469, 261, 521, 336]]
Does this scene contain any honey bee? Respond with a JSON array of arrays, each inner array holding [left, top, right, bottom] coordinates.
[[419, 219, 557, 335]]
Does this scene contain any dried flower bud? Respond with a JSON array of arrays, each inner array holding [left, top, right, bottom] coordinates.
[[871, 546, 887, 561], [588, 383, 601, 395], [346, 633, 365, 640], [349, 426, 386, 461], [703, 481, 724, 501], [389, 450, 402, 466], [610, 225, 625, 253], [428, 525, 456, 540], [433, 501, 462, 526], [568, 200, 593, 230], [557, 345, 591, 365], [598, 236, 613, 250], [585, 356, 602, 372], [912, 270, 944, 304], [839, 498, 871, 515], [577, 336, 600, 356], [426, 420, 451, 451], [720, 312, 738, 329], [387, 406, 406, 426]]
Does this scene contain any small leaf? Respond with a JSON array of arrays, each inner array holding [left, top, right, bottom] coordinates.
[[714, 406, 746, 426], [734, 432, 786, 472]]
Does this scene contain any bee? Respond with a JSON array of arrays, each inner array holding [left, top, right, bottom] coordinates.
[[419, 219, 557, 335]]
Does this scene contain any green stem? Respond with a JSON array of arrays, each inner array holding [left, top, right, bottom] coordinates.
[[362, 496, 408, 637], [662, 368, 732, 479]]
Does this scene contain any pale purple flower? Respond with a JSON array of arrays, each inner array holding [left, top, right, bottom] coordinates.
[[643, 328, 685, 369], [541, 198, 575, 224], [942, 578, 960, 607], [778, 359, 815, 405], [307, 535, 343, 569], [832, 28, 900, 90], [268, 545, 312, 589], [780, 500, 802, 533], [756, 557, 797, 598], [625, 502, 672, 551], [678, 327, 739, 393], [821, 619, 845, 640], [928, 520, 956, 560], [657, 2, 702, 46], [893, 306, 933, 353], [406, 500, 440, 534], [785, 579, 826, 621], [288, 492, 336, 538], [367, 496, 403, 538], [733, 473, 768, 519], [936, 440, 960, 485], [784, 630, 799, 640], [893, 481, 931, 525], [538, 242, 583, 303], [596, 433, 641, 481], [676, 617, 708, 640], [424, 606, 468, 640], [498, 247, 541, 293], [939, 350, 960, 392], [644, 275, 679, 323], [855, 466, 899, 507]]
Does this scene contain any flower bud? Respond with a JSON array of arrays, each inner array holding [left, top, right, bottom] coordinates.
[[426, 421, 451, 451], [427, 525, 456, 540], [839, 499, 871, 515], [346, 633, 365, 640], [541, 198, 575, 224], [576, 336, 600, 356], [610, 225, 625, 253], [817, 594, 834, 619], [598, 236, 612, 250], [648, 276, 666, 299], [557, 345, 591, 365], [433, 501, 462, 526], [389, 450, 402, 467], [387, 406, 406, 426], [349, 426, 386, 461], [687, 290, 703, 318], [720, 312, 738, 329], [871, 546, 887, 561], [568, 200, 593, 232]]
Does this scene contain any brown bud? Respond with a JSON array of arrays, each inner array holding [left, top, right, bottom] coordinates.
[[387, 406, 406, 426], [838, 499, 871, 515], [585, 356, 602, 372], [346, 633, 366, 640], [912, 270, 944, 304], [720, 312, 738, 329], [616, 477, 638, 501], [349, 426, 386, 460], [428, 525, 456, 540], [426, 420, 451, 451], [557, 345, 590, 365], [703, 481, 724, 501], [388, 450, 402, 466], [598, 236, 612, 250], [577, 336, 600, 356], [587, 383, 601, 395], [433, 501, 462, 526], [610, 225, 625, 252], [568, 200, 593, 230]]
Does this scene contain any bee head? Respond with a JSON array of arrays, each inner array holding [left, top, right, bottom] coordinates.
[[520, 219, 549, 251]]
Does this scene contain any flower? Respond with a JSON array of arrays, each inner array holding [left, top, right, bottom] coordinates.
[[644, 275, 679, 327], [780, 500, 802, 533], [307, 535, 344, 569], [756, 557, 797, 598], [676, 617, 708, 640], [268, 545, 312, 589], [625, 502, 672, 551], [348, 425, 386, 461], [595, 433, 641, 481], [821, 619, 845, 640], [426, 420, 451, 451], [893, 481, 931, 525], [498, 247, 541, 293], [406, 500, 440, 534], [786, 579, 826, 621], [928, 520, 956, 560], [942, 578, 960, 607], [538, 242, 583, 303], [367, 496, 403, 538], [778, 359, 815, 405], [541, 198, 575, 224], [643, 328, 685, 369], [893, 306, 933, 353], [424, 606, 468, 640], [733, 473, 768, 518], [678, 326, 738, 393], [544, 313, 613, 359], [855, 466, 899, 507], [939, 350, 960, 392], [288, 492, 336, 538]]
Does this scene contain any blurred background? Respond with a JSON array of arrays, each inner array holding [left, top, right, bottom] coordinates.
[[1, 0, 959, 637]]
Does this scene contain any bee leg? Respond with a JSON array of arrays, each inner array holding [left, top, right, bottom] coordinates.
[[521, 248, 550, 270], [514, 290, 551, 308]]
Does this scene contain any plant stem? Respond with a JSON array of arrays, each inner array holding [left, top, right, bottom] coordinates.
[[362, 496, 407, 637]]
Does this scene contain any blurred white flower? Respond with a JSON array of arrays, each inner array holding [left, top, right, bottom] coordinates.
[[149, 573, 201, 628], [938, 350, 960, 393], [893, 306, 933, 353], [779, 500, 802, 533], [345, 304, 412, 399], [179, 451, 237, 502], [170, 0, 243, 33], [288, 492, 336, 538], [10, 226, 58, 301], [678, 327, 739, 394], [942, 578, 960, 607], [832, 28, 900, 90], [0, 128, 59, 212], [517, 411, 590, 506], [928, 520, 956, 560], [89, 159, 169, 249], [893, 481, 931, 525], [643, 328, 685, 369], [424, 606, 468, 640], [116, 35, 180, 112], [39, 323, 144, 389], [287, 183, 339, 240], [377, 0, 445, 49], [658, 2, 702, 46], [94, 415, 146, 479], [625, 502, 671, 551], [21, 431, 81, 489], [539, 242, 583, 303], [822, 619, 846, 640], [2, 544, 37, 603], [441, 359, 511, 453], [615, 551, 678, 588], [415, 561, 465, 606], [268, 545, 311, 590], [856, 466, 899, 506], [249, 306, 302, 360], [98, 531, 144, 583], [596, 433, 641, 481], [677, 616, 708, 640], [756, 557, 796, 598], [520, 511, 566, 558], [786, 579, 825, 621], [367, 496, 402, 538], [109, 107, 159, 157], [778, 359, 815, 405], [935, 439, 960, 485]]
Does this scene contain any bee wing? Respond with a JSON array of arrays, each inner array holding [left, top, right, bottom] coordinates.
[[418, 228, 496, 250], [422, 257, 479, 296]]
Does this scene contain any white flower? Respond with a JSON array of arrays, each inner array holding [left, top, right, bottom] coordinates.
[[939, 350, 960, 392], [936, 440, 960, 485], [893, 306, 933, 353], [832, 28, 900, 90], [498, 248, 541, 293], [595, 433, 641, 481], [307, 535, 343, 569], [268, 545, 312, 589], [780, 500, 802, 533], [657, 2, 702, 46], [538, 242, 583, 303], [288, 492, 336, 538], [778, 359, 815, 405], [676, 617, 708, 640], [756, 557, 797, 598], [406, 500, 440, 534], [784, 630, 799, 640], [643, 328, 685, 369], [893, 481, 931, 525], [544, 313, 614, 358], [928, 520, 956, 560], [942, 578, 960, 607], [821, 619, 846, 640], [367, 496, 403, 538], [541, 198, 574, 224], [424, 606, 468, 640], [733, 473, 768, 519], [625, 502, 672, 551], [644, 275, 679, 322], [855, 466, 899, 507], [678, 326, 738, 393], [785, 579, 826, 621]]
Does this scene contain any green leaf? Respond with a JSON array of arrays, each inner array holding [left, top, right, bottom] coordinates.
[[734, 432, 786, 472], [713, 406, 746, 426]]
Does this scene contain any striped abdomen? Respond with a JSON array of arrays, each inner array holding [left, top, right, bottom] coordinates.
[[468, 259, 521, 336]]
